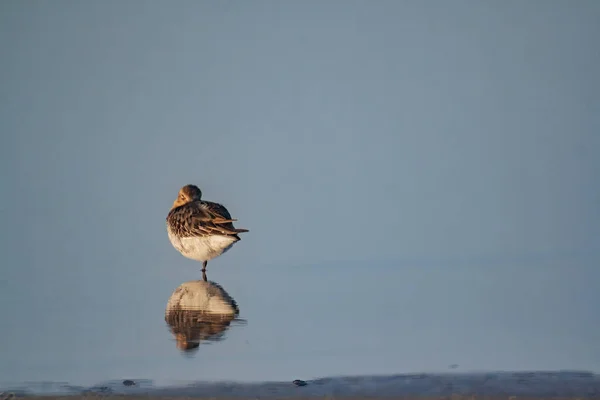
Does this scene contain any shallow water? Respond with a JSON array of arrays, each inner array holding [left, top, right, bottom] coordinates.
[[1, 256, 598, 391], [2, 0, 599, 396]]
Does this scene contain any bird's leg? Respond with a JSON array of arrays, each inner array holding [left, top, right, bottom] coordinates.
[[201, 261, 208, 281]]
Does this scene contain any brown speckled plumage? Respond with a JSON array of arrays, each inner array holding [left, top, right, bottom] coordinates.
[[167, 200, 248, 239]]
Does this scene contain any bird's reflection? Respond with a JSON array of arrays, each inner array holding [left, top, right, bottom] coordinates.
[[165, 272, 242, 353]]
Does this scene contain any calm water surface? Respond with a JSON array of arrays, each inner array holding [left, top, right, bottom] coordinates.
[[2, 0, 599, 393], [1, 256, 598, 387]]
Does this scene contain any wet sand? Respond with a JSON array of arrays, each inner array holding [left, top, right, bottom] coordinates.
[[12, 396, 600, 400], [4, 372, 599, 399]]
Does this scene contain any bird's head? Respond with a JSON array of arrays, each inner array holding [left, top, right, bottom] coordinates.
[[172, 184, 202, 209]]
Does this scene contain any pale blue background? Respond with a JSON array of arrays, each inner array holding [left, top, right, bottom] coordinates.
[[1, 0, 599, 387]]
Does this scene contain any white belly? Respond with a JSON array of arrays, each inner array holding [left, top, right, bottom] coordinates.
[[168, 228, 238, 262]]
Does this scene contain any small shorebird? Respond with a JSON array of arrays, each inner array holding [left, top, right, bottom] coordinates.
[[166, 184, 249, 273]]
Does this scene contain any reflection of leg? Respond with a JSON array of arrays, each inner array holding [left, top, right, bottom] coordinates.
[[202, 260, 207, 272], [202, 270, 207, 282]]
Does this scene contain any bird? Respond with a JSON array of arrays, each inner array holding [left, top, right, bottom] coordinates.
[[166, 184, 249, 273]]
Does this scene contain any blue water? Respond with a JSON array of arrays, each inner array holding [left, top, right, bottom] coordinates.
[[1, 255, 598, 391], [2, 0, 599, 396]]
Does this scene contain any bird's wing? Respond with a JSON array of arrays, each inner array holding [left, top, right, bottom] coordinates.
[[167, 201, 249, 238]]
